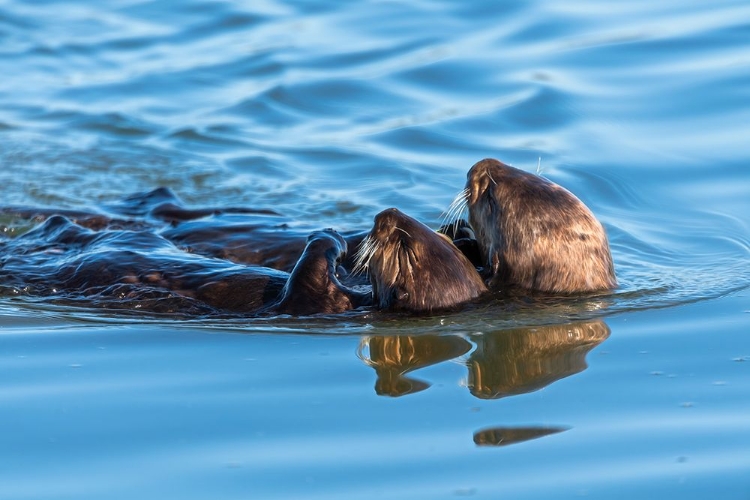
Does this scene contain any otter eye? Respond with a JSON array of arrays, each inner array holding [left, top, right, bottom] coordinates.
[[335, 265, 347, 280], [393, 288, 409, 302]]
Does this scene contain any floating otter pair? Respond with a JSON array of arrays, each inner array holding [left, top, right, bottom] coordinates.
[[0, 159, 615, 315], [358, 158, 616, 312]]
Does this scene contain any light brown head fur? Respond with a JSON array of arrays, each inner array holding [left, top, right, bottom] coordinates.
[[355, 208, 487, 312], [464, 158, 616, 293]]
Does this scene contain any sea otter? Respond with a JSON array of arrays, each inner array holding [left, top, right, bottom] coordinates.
[[0, 216, 369, 316], [456, 158, 616, 293], [354, 208, 487, 312]]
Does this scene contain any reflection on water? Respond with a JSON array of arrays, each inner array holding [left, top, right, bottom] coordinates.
[[358, 334, 472, 397], [467, 320, 610, 399], [359, 319, 609, 400], [473, 426, 569, 447], [359, 320, 607, 447]]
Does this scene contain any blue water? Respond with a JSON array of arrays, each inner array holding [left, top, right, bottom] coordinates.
[[1, 0, 749, 498]]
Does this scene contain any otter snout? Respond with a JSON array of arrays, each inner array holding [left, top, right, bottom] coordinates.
[[372, 208, 407, 240], [466, 158, 499, 206]]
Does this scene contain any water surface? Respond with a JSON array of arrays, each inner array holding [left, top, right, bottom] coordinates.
[[1, 0, 749, 498]]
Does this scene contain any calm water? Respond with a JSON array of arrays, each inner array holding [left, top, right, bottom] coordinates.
[[1, 0, 749, 498]]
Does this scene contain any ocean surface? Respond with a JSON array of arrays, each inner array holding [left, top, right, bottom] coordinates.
[[1, 0, 749, 498]]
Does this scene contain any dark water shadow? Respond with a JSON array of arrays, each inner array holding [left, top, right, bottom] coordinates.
[[473, 426, 569, 447]]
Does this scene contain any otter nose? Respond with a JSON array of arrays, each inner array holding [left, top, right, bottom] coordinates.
[[467, 159, 501, 203], [467, 158, 487, 179], [375, 208, 401, 225]]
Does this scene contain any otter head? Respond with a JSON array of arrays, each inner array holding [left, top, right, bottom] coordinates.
[[355, 208, 487, 312], [274, 228, 371, 315], [459, 158, 617, 293]]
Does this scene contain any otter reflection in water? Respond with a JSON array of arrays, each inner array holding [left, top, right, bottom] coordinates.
[[466, 320, 610, 399], [473, 426, 570, 447], [358, 319, 609, 400], [468, 320, 609, 447], [358, 319, 609, 447], [357, 334, 472, 397]]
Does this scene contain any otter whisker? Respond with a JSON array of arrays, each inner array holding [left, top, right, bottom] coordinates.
[[440, 198, 460, 229], [441, 188, 469, 226], [352, 236, 372, 273], [352, 235, 378, 275], [440, 188, 469, 236], [352, 240, 370, 275], [487, 171, 498, 186], [395, 227, 412, 238]]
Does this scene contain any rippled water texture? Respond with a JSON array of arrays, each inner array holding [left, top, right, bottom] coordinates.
[[1, 0, 749, 498]]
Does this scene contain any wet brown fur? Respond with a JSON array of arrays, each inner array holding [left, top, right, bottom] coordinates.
[[466, 158, 616, 293], [274, 229, 371, 315], [0, 216, 369, 316], [359, 208, 487, 312]]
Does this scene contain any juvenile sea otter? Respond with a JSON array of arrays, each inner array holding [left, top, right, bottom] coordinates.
[[355, 208, 487, 312], [456, 158, 616, 293], [0, 216, 369, 316]]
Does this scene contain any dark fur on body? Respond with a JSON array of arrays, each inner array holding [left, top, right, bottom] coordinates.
[[356, 208, 487, 312], [0, 216, 368, 316], [274, 229, 371, 315], [464, 158, 616, 293]]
